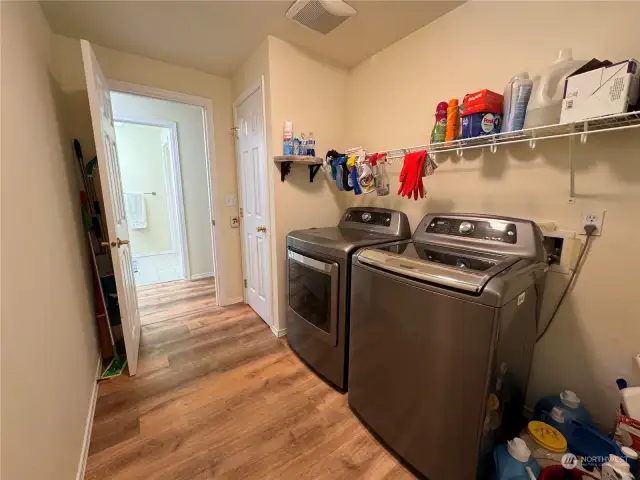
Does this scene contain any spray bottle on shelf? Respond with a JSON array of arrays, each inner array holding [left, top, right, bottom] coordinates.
[[445, 98, 459, 142], [283, 121, 293, 155], [431, 102, 448, 143]]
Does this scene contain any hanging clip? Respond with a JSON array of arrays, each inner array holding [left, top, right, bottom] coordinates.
[[489, 135, 497, 154], [580, 121, 589, 144]]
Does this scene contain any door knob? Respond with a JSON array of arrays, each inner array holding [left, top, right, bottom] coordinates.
[[256, 225, 267, 233], [101, 238, 130, 248]]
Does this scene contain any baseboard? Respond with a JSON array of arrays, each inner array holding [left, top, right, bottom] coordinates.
[[76, 355, 101, 480], [270, 325, 287, 337], [190, 272, 215, 280], [219, 296, 244, 306]]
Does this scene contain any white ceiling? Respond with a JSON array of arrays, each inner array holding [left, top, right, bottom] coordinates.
[[40, 1, 463, 77]]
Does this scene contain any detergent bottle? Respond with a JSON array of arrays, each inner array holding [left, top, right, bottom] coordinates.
[[524, 49, 586, 128], [535, 390, 594, 431]]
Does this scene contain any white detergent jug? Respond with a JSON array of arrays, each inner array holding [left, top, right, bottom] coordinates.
[[524, 48, 586, 128]]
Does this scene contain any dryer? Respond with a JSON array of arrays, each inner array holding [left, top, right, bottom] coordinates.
[[286, 208, 410, 391]]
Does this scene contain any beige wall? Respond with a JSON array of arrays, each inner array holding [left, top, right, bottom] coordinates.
[[115, 122, 173, 256], [267, 37, 349, 330], [1, 3, 99, 479], [344, 2, 640, 428], [50, 34, 242, 302], [111, 93, 215, 276]]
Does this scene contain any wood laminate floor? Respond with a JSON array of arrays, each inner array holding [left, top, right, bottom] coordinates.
[[86, 285, 414, 479], [136, 278, 217, 326]]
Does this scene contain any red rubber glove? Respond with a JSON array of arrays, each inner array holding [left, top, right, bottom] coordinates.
[[413, 151, 427, 199], [397, 152, 414, 196], [400, 152, 417, 197]]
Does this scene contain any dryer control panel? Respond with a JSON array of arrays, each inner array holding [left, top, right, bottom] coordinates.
[[345, 209, 392, 227], [426, 217, 518, 244]]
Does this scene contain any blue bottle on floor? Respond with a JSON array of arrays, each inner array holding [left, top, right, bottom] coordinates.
[[494, 438, 540, 480]]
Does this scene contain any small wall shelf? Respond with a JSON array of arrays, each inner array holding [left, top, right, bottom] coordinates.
[[274, 156, 324, 182]]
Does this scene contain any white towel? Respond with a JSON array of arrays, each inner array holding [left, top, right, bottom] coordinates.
[[124, 193, 147, 229]]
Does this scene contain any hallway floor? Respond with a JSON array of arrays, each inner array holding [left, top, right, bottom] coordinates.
[[136, 278, 217, 326], [85, 287, 413, 479]]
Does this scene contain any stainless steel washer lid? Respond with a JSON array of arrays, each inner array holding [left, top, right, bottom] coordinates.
[[356, 241, 519, 293]]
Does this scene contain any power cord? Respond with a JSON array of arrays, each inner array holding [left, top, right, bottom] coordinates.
[[536, 224, 596, 342]]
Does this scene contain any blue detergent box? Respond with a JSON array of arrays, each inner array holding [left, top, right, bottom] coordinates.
[[461, 112, 503, 139]]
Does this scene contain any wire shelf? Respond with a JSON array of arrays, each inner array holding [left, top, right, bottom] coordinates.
[[381, 111, 640, 160]]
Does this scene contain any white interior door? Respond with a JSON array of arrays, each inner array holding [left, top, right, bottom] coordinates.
[[81, 40, 141, 375], [236, 85, 272, 326]]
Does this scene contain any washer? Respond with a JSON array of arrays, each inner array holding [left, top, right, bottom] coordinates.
[[348, 213, 548, 480], [286, 207, 411, 391]]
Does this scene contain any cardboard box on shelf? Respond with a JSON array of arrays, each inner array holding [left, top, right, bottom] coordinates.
[[462, 89, 503, 116], [560, 59, 640, 123]]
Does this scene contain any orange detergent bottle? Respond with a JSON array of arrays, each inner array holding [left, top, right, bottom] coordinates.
[[445, 98, 459, 142]]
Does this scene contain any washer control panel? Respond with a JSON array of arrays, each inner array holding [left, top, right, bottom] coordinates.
[[426, 217, 518, 244], [344, 209, 392, 227]]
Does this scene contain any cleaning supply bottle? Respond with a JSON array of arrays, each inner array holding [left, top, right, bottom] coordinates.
[[524, 48, 586, 128], [430, 101, 448, 143], [602, 455, 635, 480], [445, 98, 459, 141], [299, 133, 307, 156], [283, 120, 293, 155], [494, 437, 541, 480], [503, 73, 533, 132], [306, 132, 316, 157], [535, 390, 594, 434], [621, 446, 638, 476]]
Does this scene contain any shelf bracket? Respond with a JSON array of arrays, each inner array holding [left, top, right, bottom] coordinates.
[[456, 148, 463, 157], [309, 164, 322, 182], [581, 121, 589, 144], [529, 132, 537, 150], [569, 129, 575, 198], [280, 161, 292, 182]]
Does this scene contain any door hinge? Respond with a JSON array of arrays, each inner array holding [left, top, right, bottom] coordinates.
[[230, 126, 239, 139], [244, 279, 247, 288], [212, 219, 215, 226], [239, 207, 243, 218]]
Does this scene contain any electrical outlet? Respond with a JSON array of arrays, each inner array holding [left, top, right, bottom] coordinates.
[[580, 210, 605, 235]]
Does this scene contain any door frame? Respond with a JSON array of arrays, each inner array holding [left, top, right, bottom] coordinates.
[[109, 80, 221, 303], [113, 117, 190, 281], [233, 76, 275, 328]]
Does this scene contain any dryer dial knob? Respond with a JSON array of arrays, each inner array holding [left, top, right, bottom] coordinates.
[[361, 212, 372, 222], [459, 221, 474, 234]]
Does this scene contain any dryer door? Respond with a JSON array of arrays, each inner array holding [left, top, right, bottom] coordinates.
[[287, 249, 339, 346]]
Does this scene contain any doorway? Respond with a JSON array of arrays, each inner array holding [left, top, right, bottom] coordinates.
[[109, 89, 220, 324], [114, 120, 187, 286]]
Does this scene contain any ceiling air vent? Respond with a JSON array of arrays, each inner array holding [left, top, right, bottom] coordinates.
[[286, 0, 356, 35]]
